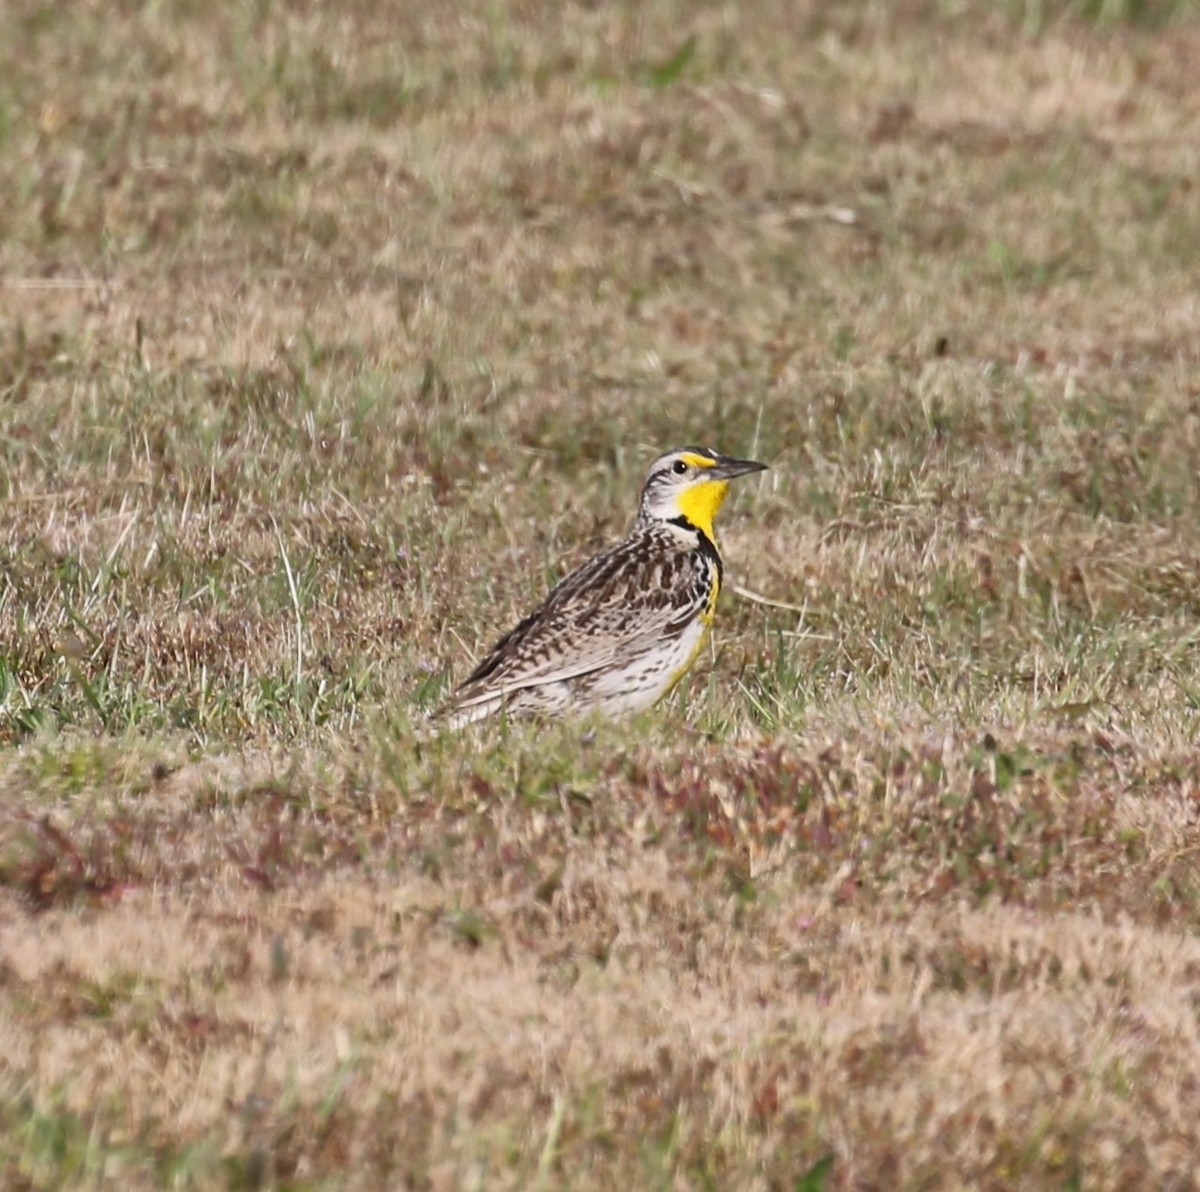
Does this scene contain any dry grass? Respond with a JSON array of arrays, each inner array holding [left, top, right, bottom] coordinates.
[[3, 0, 1200, 1187]]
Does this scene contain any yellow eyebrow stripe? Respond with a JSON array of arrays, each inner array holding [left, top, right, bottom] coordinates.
[[678, 451, 717, 469]]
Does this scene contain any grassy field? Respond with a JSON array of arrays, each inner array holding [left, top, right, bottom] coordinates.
[[3, 0, 1200, 1187]]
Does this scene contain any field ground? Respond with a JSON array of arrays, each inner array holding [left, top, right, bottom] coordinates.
[[3, 0, 1200, 1187]]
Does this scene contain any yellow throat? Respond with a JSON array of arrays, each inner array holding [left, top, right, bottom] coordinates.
[[674, 476, 730, 541]]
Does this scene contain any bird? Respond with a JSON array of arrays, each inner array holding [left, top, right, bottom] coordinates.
[[441, 446, 768, 726]]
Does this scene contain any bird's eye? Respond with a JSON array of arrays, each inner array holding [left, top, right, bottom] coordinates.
[[672, 460, 688, 475]]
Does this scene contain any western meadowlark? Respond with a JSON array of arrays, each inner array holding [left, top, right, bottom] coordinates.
[[442, 446, 767, 726]]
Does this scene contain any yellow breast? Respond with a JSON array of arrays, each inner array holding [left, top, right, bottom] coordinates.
[[664, 567, 722, 694]]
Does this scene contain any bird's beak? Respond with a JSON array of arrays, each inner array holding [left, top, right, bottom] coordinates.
[[708, 455, 768, 480]]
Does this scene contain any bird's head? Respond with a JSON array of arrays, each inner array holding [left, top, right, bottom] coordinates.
[[637, 446, 768, 539]]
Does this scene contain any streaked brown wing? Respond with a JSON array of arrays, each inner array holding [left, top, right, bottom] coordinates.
[[449, 530, 705, 713]]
